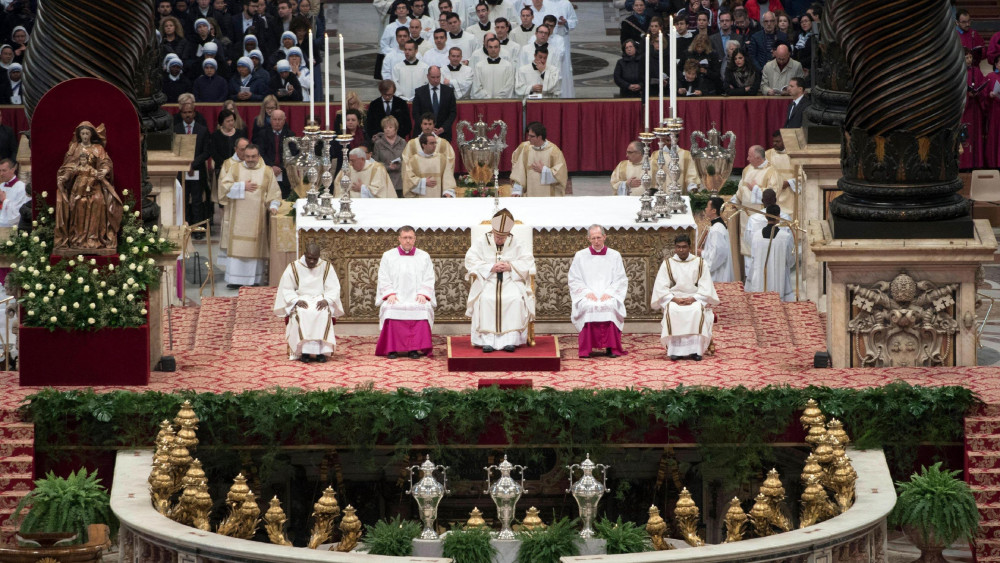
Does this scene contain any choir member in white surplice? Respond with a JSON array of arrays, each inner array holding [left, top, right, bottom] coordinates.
[[743, 189, 790, 279], [568, 225, 628, 358], [698, 197, 734, 283], [465, 209, 536, 352], [651, 234, 720, 361], [745, 204, 796, 302], [472, 37, 516, 98], [391, 41, 429, 100], [375, 226, 437, 358], [273, 243, 345, 362], [514, 47, 561, 97], [219, 144, 282, 287]]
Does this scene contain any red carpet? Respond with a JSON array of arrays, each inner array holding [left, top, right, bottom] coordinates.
[[447, 335, 561, 372]]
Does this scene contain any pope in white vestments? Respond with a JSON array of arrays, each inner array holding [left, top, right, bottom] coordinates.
[[219, 145, 282, 286], [273, 244, 345, 362], [568, 226, 628, 358], [375, 227, 437, 358], [745, 205, 796, 302], [698, 197, 734, 283], [465, 209, 536, 351], [651, 235, 720, 360]]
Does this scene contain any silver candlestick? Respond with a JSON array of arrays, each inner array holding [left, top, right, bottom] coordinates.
[[652, 124, 671, 217], [663, 117, 688, 214], [406, 455, 449, 540], [493, 168, 501, 214], [332, 134, 357, 224], [484, 455, 528, 540], [567, 454, 610, 539], [635, 131, 658, 223]]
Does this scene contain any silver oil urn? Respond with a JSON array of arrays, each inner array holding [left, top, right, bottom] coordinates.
[[407, 455, 449, 540], [567, 454, 610, 539], [484, 455, 528, 540]]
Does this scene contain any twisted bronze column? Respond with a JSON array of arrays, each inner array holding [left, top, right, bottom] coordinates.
[[830, 0, 971, 237], [804, 0, 851, 131]]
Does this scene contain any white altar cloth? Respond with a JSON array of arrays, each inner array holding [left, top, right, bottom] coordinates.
[[296, 196, 696, 233]]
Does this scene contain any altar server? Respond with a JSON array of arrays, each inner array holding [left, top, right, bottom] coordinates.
[[391, 41, 429, 100], [273, 242, 345, 362], [403, 133, 457, 197], [746, 204, 796, 302], [743, 189, 790, 277], [730, 145, 780, 261], [610, 141, 647, 195], [375, 226, 437, 358], [472, 37, 516, 98], [515, 47, 561, 97], [0, 158, 28, 228], [333, 148, 398, 198], [651, 234, 720, 361], [568, 225, 628, 358], [465, 209, 536, 352], [651, 134, 701, 194], [219, 144, 282, 287], [698, 197, 733, 283], [510, 121, 568, 196], [764, 131, 798, 222]]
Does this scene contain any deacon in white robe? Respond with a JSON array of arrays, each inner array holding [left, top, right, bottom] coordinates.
[[0, 163, 29, 228], [442, 50, 475, 98], [334, 148, 398, 198], [219, 144, 281, 286], [610, 141, 646, 195], [509, 122, 568, 196], [273, 243, 345, 362], [745, 205, 796, 302], [472, 38, 516, 98], [465, 209, 536, 351], [375, 227, 437, 358], [729, 145, 780, 261], [568, 225, 628, 358], [391, 43, 429, 100], [515, 48, 561, 97], [403, 133, 458, 197], [698, 197, 734, 283], [651, 235, 720, 360], [765, 133, 799, 222]]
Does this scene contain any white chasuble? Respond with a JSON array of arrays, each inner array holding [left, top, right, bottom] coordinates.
[[403, 149, 457, 197], [650, 254, 720, 356], [273, 257, 346, 359], [333, 160, 397, 198], [509, 141, 568, 196], [567, 247, 628, 332], [464, 232, 536, 347], [376, 247, 437, 329], [610, 160, 645, 196]]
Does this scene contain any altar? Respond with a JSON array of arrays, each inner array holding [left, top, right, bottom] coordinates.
[[296, 197, 697, 323]]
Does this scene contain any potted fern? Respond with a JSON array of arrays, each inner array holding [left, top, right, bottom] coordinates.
[[594, 516, 649, 554], [362, 515, 422, 556], [888, 462, 979, 563], [13, 468, 118, 545], [516, 517, 581, 563], [442, 526, 497, 563]]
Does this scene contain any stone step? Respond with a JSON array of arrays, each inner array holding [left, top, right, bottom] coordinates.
[[976, 538, 1000, 560], [0, 422, 33, 441], [973, 486, 1000, 505], [0, 440, 32, 459], [192, 297, 237, 351], [0, 456, 31, 476], [966, 417, 1000, 435], [969, 469, 1000, 488], [967, 435, 1000, 451], [980, 522, 1000, 541], [969, 451, 1000, 470], [0, 490, 27, 512]]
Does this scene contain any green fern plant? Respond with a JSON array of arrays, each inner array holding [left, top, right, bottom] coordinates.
[[363, 515, 422, 556], [888, 462, 980, 546], [594, 516, 650, 554], [13, 468, 118, 544], [442, 526, 497, 563], [516, 517, 581, 563]]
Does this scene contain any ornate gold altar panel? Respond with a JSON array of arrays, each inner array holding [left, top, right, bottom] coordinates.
[[296, 198, 697, 323]]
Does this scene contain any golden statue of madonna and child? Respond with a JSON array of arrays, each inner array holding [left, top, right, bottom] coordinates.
[[53, 121, 124, 256]]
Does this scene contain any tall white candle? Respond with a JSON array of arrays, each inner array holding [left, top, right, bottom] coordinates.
[[340, 34, 347, 133], [644, 33, 650, 131], [308, 30, 315, 123], [324, 33, 331, 129], [658, 32, 664, 125], [669, 16, 677, 119]]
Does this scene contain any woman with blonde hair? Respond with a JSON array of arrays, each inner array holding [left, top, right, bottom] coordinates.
[[252, 95, 280, 141], [685, 33, 721, 94], [371, 115, 408, 197], [222, 99, 247, 131], [334, 91, 367, 132]]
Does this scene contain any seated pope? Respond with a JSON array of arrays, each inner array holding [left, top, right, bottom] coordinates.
[[375, 226, 437, 359], [273, 242, 345, 362], [568, 224, 628, 357], [650, 234, 719, 361], [465, 209, 536, 352]]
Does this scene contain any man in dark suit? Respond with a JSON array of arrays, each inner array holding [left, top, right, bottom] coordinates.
[[256, 108, 295, 198], [0, 112, 18, 162], [365, 79, 413, 141], [174, 104, 212, 237], [784, 77, 810, 128], [411, 66, 457, 142]]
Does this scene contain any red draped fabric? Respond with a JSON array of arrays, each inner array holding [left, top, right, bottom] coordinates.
[[0, 105, 30, 139]]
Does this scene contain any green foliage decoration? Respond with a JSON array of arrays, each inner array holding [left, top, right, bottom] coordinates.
[[0, 191, 175, 330], [441, 526, 498, 563], [888, 462, 980, 546], [13, 468, 118, 544], [516, 517, 581, 563], [594, 516, 650, 554], [362, 515, 422, 556], [688, 179, 739, 213]]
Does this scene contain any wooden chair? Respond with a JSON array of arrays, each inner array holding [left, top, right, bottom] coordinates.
[[470, 221, 536, 345]]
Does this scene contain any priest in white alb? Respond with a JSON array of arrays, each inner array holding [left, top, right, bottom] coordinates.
[[729, 144, 780, 263], [568, 225, 628, 358], [610, 141, 646, 195], [465, 209, 536, 352], [509, 121, 568, 196], [219, 143, 282, 287], [375, 226, 437, 359], [698, 197, 733, 283], [403, 133, 457, 197], [273, 242, 345, 362], [651, 234, 720, 361], [334, 148, 397, 198], [745, 204, 796, 302]]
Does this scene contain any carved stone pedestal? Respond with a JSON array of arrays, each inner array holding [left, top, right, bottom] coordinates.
[[809, 219, 996, 368]]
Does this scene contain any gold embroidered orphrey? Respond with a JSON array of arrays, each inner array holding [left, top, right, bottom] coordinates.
[[847, 272, 959, 367]]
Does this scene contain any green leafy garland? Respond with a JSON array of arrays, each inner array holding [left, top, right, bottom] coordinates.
[[1, 190, 174, 330], [362, 515, 422, 556]]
